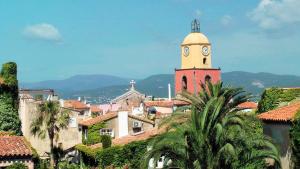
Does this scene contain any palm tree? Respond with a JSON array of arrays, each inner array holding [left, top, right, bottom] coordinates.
[[143, 81, 281, 169], [30, 101, 70, 168]]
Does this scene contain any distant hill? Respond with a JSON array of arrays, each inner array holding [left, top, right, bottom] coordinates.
[[21, 74, 130, 92], [21, 72, 300, 103]]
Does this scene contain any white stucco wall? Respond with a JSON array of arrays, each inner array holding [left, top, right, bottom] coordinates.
[[118, 111, 129, 138]]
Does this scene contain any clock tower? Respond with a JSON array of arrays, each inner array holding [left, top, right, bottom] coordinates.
[[175, 19, 221, 95]]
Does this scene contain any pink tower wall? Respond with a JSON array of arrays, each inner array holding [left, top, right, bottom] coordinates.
[[175, 68, 221, 95]]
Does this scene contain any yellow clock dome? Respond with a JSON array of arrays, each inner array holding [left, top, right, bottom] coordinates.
[[180, 19, 212, 69], [182, 32, 210, 45]]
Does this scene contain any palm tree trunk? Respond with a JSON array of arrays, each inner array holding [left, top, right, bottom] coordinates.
[[50, 137, 55, 169]]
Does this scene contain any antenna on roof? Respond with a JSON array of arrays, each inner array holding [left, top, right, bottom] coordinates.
[[191, 19, 200, 33]]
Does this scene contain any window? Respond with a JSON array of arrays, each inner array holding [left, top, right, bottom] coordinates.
[[100, 128, 114, 137], [182, 76, 187, 90], [69, 117, 77, 128], [203, 58, 207, 64]]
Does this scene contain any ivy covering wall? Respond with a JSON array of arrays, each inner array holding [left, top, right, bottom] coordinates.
[[0, 62, 22, 135], [83, 122, 105, 145], [76, 140, 148, 168], [257, 88, 300, 113]]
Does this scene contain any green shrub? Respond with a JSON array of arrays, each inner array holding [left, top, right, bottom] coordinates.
[[96, 146, 122, 169], [75, 144, 100, 167], [101, 135, 112, 149], [95, 140, 148, 169], [7, 163, 27, 169]]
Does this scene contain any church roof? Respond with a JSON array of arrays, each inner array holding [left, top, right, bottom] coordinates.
[[111, 88, 144, 103]]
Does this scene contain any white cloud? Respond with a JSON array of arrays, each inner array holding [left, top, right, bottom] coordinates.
[[23, 23, 62, 41], [252, 81, 265, 88], [221, 15, 232, 26], [249, 0, 300, 30]]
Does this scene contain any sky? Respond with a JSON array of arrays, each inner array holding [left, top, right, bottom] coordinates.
[[0, 0, 299, 82]]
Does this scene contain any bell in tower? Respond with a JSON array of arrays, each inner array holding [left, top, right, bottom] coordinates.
[[175, 19, 221, 95]]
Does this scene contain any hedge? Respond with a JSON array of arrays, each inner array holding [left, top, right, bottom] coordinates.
[[96, 140, 148, 169]]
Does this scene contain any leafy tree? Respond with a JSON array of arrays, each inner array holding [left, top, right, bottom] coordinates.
[[0, 95, 22, 135], [143, 81, 281, 169], [0, 62, 19, 109], [290, 109, 300, 168], [30, 101, 70, 169], [7, 163, 27, 169]]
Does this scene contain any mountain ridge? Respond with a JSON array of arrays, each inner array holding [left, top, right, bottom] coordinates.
[[21, 71, 300, 103]]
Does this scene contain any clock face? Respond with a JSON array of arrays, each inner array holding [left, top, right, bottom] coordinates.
[[183, 46, 189, 56], [202, 46, 209, 56]]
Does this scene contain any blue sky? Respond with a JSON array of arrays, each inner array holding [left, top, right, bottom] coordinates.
[[0, 0, 299, 82]]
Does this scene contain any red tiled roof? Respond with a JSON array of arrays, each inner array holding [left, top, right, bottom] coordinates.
[[258, 102, 300, 122], [79, 112, 118, 126], [64, 100, 89, 110], [128, 114, 155, 125], [79, 112, 154, 126], [238, 102, 258, 109], [90, 105, 102, 113], [112, 128, 159, 145], [0, 136, 33, 157], [144, 100, 190, 108]]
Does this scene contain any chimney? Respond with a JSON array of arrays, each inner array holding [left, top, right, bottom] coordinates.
[[78, 97, 81, 101], [118, 111, 129, 137], [168, 83, 172, 101]]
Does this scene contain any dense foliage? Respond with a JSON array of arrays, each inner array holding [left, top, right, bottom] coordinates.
[[0, 62, 19, 109], [0, 62, 22, 135], [7, 163, 27, 169], [0, 95, 22, 135], [30, 101, 70, 168], [258, 88, 300, 113], [83, 123, 105, 145], [143, 82, 281, 169], [101, 135, 112, 149], [290, 109, 300, 168], [95, 141, 148, 169]]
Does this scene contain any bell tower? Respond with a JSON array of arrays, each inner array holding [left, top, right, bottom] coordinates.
[[175, 19, 221, 95]]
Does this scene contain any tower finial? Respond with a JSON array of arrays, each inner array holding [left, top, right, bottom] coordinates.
[[191, 19, 200, 33]]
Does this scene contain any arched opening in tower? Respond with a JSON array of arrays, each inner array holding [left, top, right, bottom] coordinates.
[[205, 75, 211, 84], [182, 76, 188, 90]]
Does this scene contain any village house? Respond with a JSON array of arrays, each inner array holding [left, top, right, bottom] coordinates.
[[258, 102, 300, 169], [0, 133, 34, 169], [79, 111, 155, 139], [19, 89, 92, 160], [237, 101, 258, 113]]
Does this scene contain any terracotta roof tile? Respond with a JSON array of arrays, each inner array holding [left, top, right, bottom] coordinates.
[[90, 105, 102, 113], [79, 112, 154, 126], [128, 114, 155, 125], [64, 100, 89, 110], [144, 100, 190, 108], [0, 136, 33, 157], [79, 112, 118, 126], [258, 102, 300, 122], [238, 102, 258, 109]]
